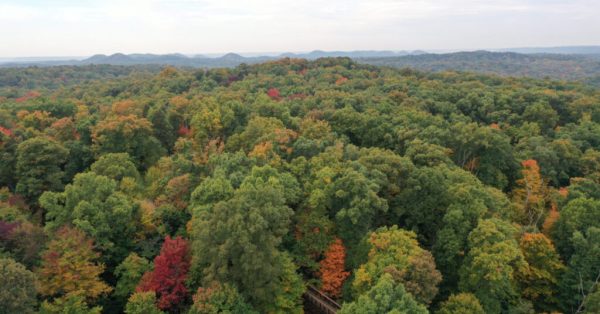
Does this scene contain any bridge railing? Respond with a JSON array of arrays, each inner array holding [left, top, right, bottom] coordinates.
[[304, 285, 341, 314]]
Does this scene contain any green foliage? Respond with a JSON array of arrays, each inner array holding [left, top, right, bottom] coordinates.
[[124, 292, 165, 314], [40, 293, 102, 314], [115, 253, 152, 298], [41, 172, 139, 263], [0, 257, 37, 314], [353, 226, 442, 305], [339, 274, 428, 314], [559, 227, 600, 312], [436, 293, 485, 314], [2, 58, 600, 314], [189, 282, 257, 314], [16, 137, 68, 203], [91, 152, 140, 181], [459, 219, 528, 313], [190, 166, 299, 312]]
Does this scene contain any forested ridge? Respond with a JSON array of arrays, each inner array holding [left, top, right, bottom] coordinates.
[[1, 57, 599, 313]]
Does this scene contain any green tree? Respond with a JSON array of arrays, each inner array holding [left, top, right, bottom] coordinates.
[[115, 253, 152, 298], [436, 293, 485, 314], [16, 137, 68, 203], [90, 152, 140, 182], [0, 257, 38, 314], [39, 293, 102, 314], [191, 166, 300, 312], [189, 282, 257, 314], [353, 226, 442, 305], [559, 227, 600, 313], [552, 197, 600, 259], [124, 292, 165, 314], [339, 274, 428, 314], [459, 219, 528, 313], [41, 172, 139, 263]]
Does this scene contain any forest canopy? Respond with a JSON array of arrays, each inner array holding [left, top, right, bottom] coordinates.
[[1, 57, 600, 313]]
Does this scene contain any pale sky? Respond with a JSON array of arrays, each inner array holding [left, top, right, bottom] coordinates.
[[0, 0, 598, 57]]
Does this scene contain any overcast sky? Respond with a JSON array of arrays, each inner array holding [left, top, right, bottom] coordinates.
[[1, 0, 598, 57]]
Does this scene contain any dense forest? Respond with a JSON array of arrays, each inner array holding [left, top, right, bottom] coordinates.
[[1, 58, 600, 313]]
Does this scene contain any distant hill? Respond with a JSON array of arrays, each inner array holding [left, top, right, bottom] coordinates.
[[2, 49, 600, 87], [0, 50, 425, 68], [498, 45, 600, 55], [358, 51, 600, 86]]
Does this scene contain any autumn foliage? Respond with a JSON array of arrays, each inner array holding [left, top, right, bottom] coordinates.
[[319, 238, 350, 298], [37, 226, 112, 299], [137, 236, 191, 310], [267, 88, 281, 100], [513, 159, 548, 225]]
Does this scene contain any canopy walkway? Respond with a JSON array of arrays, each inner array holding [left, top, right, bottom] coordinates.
[[303, 285, 341, 314]]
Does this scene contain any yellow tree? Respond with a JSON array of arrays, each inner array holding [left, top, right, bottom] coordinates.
[[517, 233, 565, 312], [513, 159, 548, 226], [37, 227, 112, 300]]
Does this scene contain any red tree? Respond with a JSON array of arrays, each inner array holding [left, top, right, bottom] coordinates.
[[267, 88, 281, 100], [319, 238, 350, 298], [137, 236, 191, 310]]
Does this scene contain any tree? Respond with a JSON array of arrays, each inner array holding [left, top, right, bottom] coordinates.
[[516, 233, 564, 312], [436, 293, 485, 314], [39, 293, 102, 314], [552, 197, 600, 259], [319, 238, 350, 298], [339, 274, 428, 314], [90, 153, 140, 181], [16, 137, 68, 203], [41, 172, 139, 263], [191, 166, 300, 312], [147, 103, 176, 152], [115, 253, 152, 298], [137, 236, 190, 311], [124, 292, 165, 314], [0, 257, 38, 314], [3, 221, 47, 268], [559, 227, 600, 313], [512, 159, 548, 226], [459, 219, 528, 313], [92, 115, 165, 169], [353, 226, 442, 305], [190, 282, 257, 314], [37, 227, 111, 300]]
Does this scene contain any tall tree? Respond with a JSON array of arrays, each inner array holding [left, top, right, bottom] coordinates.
[[191, 166, 302, 312]]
